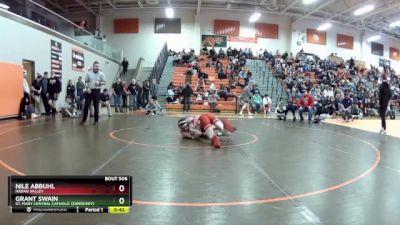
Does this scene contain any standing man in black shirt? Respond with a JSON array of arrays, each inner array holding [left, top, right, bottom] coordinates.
[[121, 57, 129, 76], [47, 72, 61, 116], [81, 61, 106, 125], [112, 78, 124, 113], [182, 82, 193, 113], [41, 72, 51, 115], [142, 80, 150, 108], [379, 72, 391, 135], [136, 80, 143, 109]]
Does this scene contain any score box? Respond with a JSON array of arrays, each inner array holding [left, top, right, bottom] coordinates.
[[8, 176, 132, 213]]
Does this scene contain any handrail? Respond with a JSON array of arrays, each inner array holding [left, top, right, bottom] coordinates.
[[2, 0, 121, 61], [113, 65, 122, 83], [149, 42, 169, 82], [26, 0, 94, 36]]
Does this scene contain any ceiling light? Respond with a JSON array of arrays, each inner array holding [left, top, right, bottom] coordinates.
[[389, 20, 400, 28], [354, 5, 375, 16], [249, 12, 261, 23], [317, 22, 331, 31], [367, 35, 381, 42], [303, 0, 317, 4], [165, 7, 174, 18], [0, 3, 10, 9]]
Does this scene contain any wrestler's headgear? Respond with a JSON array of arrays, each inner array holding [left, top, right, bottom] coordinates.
[[178, 118, 189, 129]]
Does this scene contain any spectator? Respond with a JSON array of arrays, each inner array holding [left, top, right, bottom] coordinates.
[[313, 100, 325, 123], [195, 77, 206, 92], [142, 80, 150, 108], [145, 96, 158, 115], [122, 81, 128, 110], [379, 73, 391, 135], [128, 79, 138, 111], [245, 70, 254, 86], [208, 90, 220, 113], [340, 92, 353, 122], [182, 82, 193, 113], [150, 78, 162, 111], [297, 90, 315, 122], [167, 88, 177, 103], [349, 57, 355, 70], [47, 72, 61, 116], [40, 72, 50, 115], [209, 82, 217, 93], [251, 91, 263, 115], [387, 101, 396, 120], [285, 96, 297, 121], [263, 94, 272, 115], [167, 82, 174, 91], [80, 61, 106, 125], [112, 78, 124, 113], [331, 93, 341, 118], [76, 76, 85, 110], [173, 53, 181, 66], [20, 70, 38, 120], [61, 96, 77, 118], [351, 103, 363, 120], [198, 69, 209, 83], [239, 84, 253, 116], [238, 69, 247, 86], [150, 78, 159, 99], [121, 57, 129, 76], [31, 74, 42, 116], [100, 88, 112, 117], [218, 85, 230, 101], [276, 98, 286, 120], [66, 79, 75, 102], [135, 80, 143, 109], [195, 93, 204, 104]]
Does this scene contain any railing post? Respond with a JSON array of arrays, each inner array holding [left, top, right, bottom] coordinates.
[[235, 96, 238, 115]]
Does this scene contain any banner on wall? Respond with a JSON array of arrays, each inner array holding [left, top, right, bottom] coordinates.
[[51, 40, 62, 78], [201, 35, 227, 47], [379, 58, 390, 68], [228, 36, 257, 43], [72, 49, 85, 72]]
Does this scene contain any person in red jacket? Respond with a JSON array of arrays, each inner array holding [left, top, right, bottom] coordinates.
[[297, 90, 315, 122]]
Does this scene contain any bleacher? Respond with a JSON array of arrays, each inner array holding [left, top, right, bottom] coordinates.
[[165, 56, 242, 113], [245, 59, 287, 112]]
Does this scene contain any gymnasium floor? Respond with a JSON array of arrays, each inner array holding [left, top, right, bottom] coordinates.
[[0, 115, 399, 225]]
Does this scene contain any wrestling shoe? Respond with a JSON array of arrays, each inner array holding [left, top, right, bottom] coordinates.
[[222, 119, 237, 133], [212, 135, 221, 148]]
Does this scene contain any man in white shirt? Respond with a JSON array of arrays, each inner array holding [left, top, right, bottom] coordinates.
[[263, 94, 272, 114], [80, 61, 106, 125]]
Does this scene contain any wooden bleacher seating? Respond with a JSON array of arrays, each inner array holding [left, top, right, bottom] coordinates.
[[166, 55, 241, 112]]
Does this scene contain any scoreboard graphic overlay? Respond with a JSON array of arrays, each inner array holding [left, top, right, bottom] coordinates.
[[8, 176, 132, 214]]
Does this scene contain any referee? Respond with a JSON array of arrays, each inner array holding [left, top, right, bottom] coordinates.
[[80, 61, 106, 125], [379, 71, 391, 135]]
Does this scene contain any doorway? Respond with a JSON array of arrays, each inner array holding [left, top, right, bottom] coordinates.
[[22, 59, 35, 86]]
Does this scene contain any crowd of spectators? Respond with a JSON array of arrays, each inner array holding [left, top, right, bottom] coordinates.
[[166, 46, 398, 127], [167, 47, 275, 114], [268, 49, 399, 123], [20, 60, 164, 121]]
